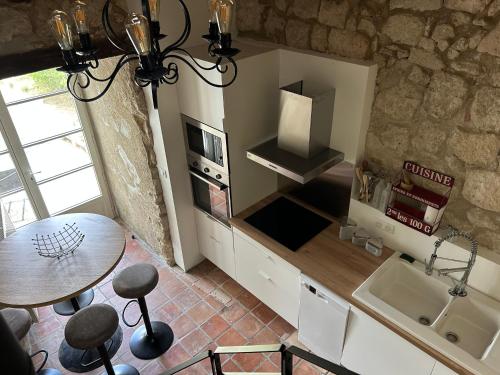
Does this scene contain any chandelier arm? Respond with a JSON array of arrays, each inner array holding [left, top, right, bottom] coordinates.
[[162, 62, 179, 84], [85, 53, 136, 82], [165, 48, 222, 71], [161, 0, 192, 57], [102, 0, 132, 53], [66, 56, 138, 102], [163, 55, 238, 88]]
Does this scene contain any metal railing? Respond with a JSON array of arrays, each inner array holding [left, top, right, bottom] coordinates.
[[160, 344, 359, 375]]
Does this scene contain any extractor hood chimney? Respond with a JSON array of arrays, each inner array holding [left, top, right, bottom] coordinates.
[[247, 81, 344, 184]]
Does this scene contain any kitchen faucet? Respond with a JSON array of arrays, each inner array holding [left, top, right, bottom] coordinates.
[[425, 227, 478, 297]]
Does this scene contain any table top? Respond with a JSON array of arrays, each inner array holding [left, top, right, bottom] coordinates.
[[0, 213, 125, 308]]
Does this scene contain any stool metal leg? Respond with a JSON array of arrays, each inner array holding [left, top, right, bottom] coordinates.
[[53, 289, 94, 316], [97, 345, 138, 375], [129, 296, 174, 360]]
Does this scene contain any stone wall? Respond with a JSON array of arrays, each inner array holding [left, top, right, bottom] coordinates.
[[85, 57, 174, 264], [237, 0, 500, 252], [0, 0, 127, 57]]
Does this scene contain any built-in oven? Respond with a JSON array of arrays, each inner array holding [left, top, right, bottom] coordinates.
[[189, 168, 231, 227], [182, 114, 232, 227], [182, 114, 229, 176]]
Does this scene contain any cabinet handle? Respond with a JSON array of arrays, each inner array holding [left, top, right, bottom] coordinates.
[[258, 270, 272, 282], [209, 235, 221, 244]]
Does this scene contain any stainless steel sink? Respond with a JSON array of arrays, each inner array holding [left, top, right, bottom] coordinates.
[[354, 253, 500, 375]]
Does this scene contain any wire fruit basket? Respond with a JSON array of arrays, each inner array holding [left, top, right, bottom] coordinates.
[[32, 222, 85, 259]]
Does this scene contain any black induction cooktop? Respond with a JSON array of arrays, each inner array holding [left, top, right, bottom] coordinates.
[[244, 197, 331, 251]]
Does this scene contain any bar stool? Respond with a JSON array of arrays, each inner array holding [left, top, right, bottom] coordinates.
[[112, 263, 174, 359], [65, 304, 138, 375], [0, 308, 61, 375], [1, 308, 32, 345]]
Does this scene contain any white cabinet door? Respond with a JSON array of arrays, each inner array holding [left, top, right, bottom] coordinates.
[[431, 362, 458, 375], [233, 228, 301, 327], [341, 307, 436, 375], [176, 65, 225, 131], [194, 208, 235, 279]]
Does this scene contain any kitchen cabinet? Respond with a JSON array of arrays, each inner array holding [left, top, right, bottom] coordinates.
[[341, 306, 436, 375], [431, 362, 458, 375], [194, 208, 235, 279], [177, 43, 280, 216], [233, 228, 301, 327]]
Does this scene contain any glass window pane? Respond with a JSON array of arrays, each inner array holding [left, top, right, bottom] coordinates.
[[25, 132, 92, 182], [1, 190, 37, 229], [0, 68, 67, 104], [0, 154, 23, 196], [0, 130, 8, 153], [7, 93, 81, 145], [39, 167, 101, 214]]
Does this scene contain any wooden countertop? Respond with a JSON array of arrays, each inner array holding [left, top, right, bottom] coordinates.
[[230, 193, 471, 375]]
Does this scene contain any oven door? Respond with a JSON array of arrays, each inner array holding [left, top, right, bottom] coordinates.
[[183, 115, 229, 174], [189, 168, 231, 227]]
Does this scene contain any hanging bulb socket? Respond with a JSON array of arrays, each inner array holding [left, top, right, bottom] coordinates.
[[213, 1, 239, 58], [203, 0, 220, 42]]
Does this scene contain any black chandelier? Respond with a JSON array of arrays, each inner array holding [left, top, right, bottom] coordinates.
[[49, 0, 239, 108]]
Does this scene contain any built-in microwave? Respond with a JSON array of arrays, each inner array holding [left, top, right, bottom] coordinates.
[[182, 114, 229, 177], [182, 114, 232, 226]]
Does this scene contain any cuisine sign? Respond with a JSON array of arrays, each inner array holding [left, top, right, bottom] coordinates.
[[403, 161, 454, 187]]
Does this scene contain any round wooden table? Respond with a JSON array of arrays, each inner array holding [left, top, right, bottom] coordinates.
[[0, 213, 126, 372]]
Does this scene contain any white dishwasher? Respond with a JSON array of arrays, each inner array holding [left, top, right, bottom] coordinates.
[[298, 275, 350, 364]]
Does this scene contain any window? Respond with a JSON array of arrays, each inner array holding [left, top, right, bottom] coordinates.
[[0, 68, 112, 226]]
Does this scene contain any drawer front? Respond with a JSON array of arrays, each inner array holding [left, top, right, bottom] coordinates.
[[234, 231, 300, 327], [194, 209, 235, 279]]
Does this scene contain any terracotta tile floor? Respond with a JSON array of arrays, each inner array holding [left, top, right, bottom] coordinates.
[[28, 231, 329, 374]]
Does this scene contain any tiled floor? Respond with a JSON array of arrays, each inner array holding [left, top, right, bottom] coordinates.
[[28, 230, 328, 374]]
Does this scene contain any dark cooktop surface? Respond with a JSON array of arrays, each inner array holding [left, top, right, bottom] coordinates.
[[244, 197, 331, 251]]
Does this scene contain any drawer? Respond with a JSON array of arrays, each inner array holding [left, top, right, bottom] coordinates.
[[233, 229, 300, 327], [194, 208, 235, 279]]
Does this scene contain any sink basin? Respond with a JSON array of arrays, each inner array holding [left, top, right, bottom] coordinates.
[[435, 297, 500, 359], [369, 261, 450, 325], [353, 253, 500, 375]]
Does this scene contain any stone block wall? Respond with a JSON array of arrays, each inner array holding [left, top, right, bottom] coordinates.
[[237, 0, 500, 252], [84, 57, 174, 264], [0, 0, 127, 57]]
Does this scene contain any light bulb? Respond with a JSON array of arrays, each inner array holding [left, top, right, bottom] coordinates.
[[125, 13, 151, 56], [217, 0, 234, 34], [72, 1, 89, 34], [148, 0, 160, 22], [208, 0, 219, 23], [49, 10, 74, 51]]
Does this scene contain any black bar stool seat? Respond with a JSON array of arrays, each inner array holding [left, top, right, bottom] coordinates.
[[113, 263, 174, 360], [65, 304, 138, 375]]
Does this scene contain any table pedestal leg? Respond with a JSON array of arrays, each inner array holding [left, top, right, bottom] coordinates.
[[58, 325, 122, 373], [53, 289, 94, 316]]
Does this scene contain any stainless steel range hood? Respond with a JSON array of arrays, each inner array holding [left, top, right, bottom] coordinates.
[[247, 81, 344, 184]]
